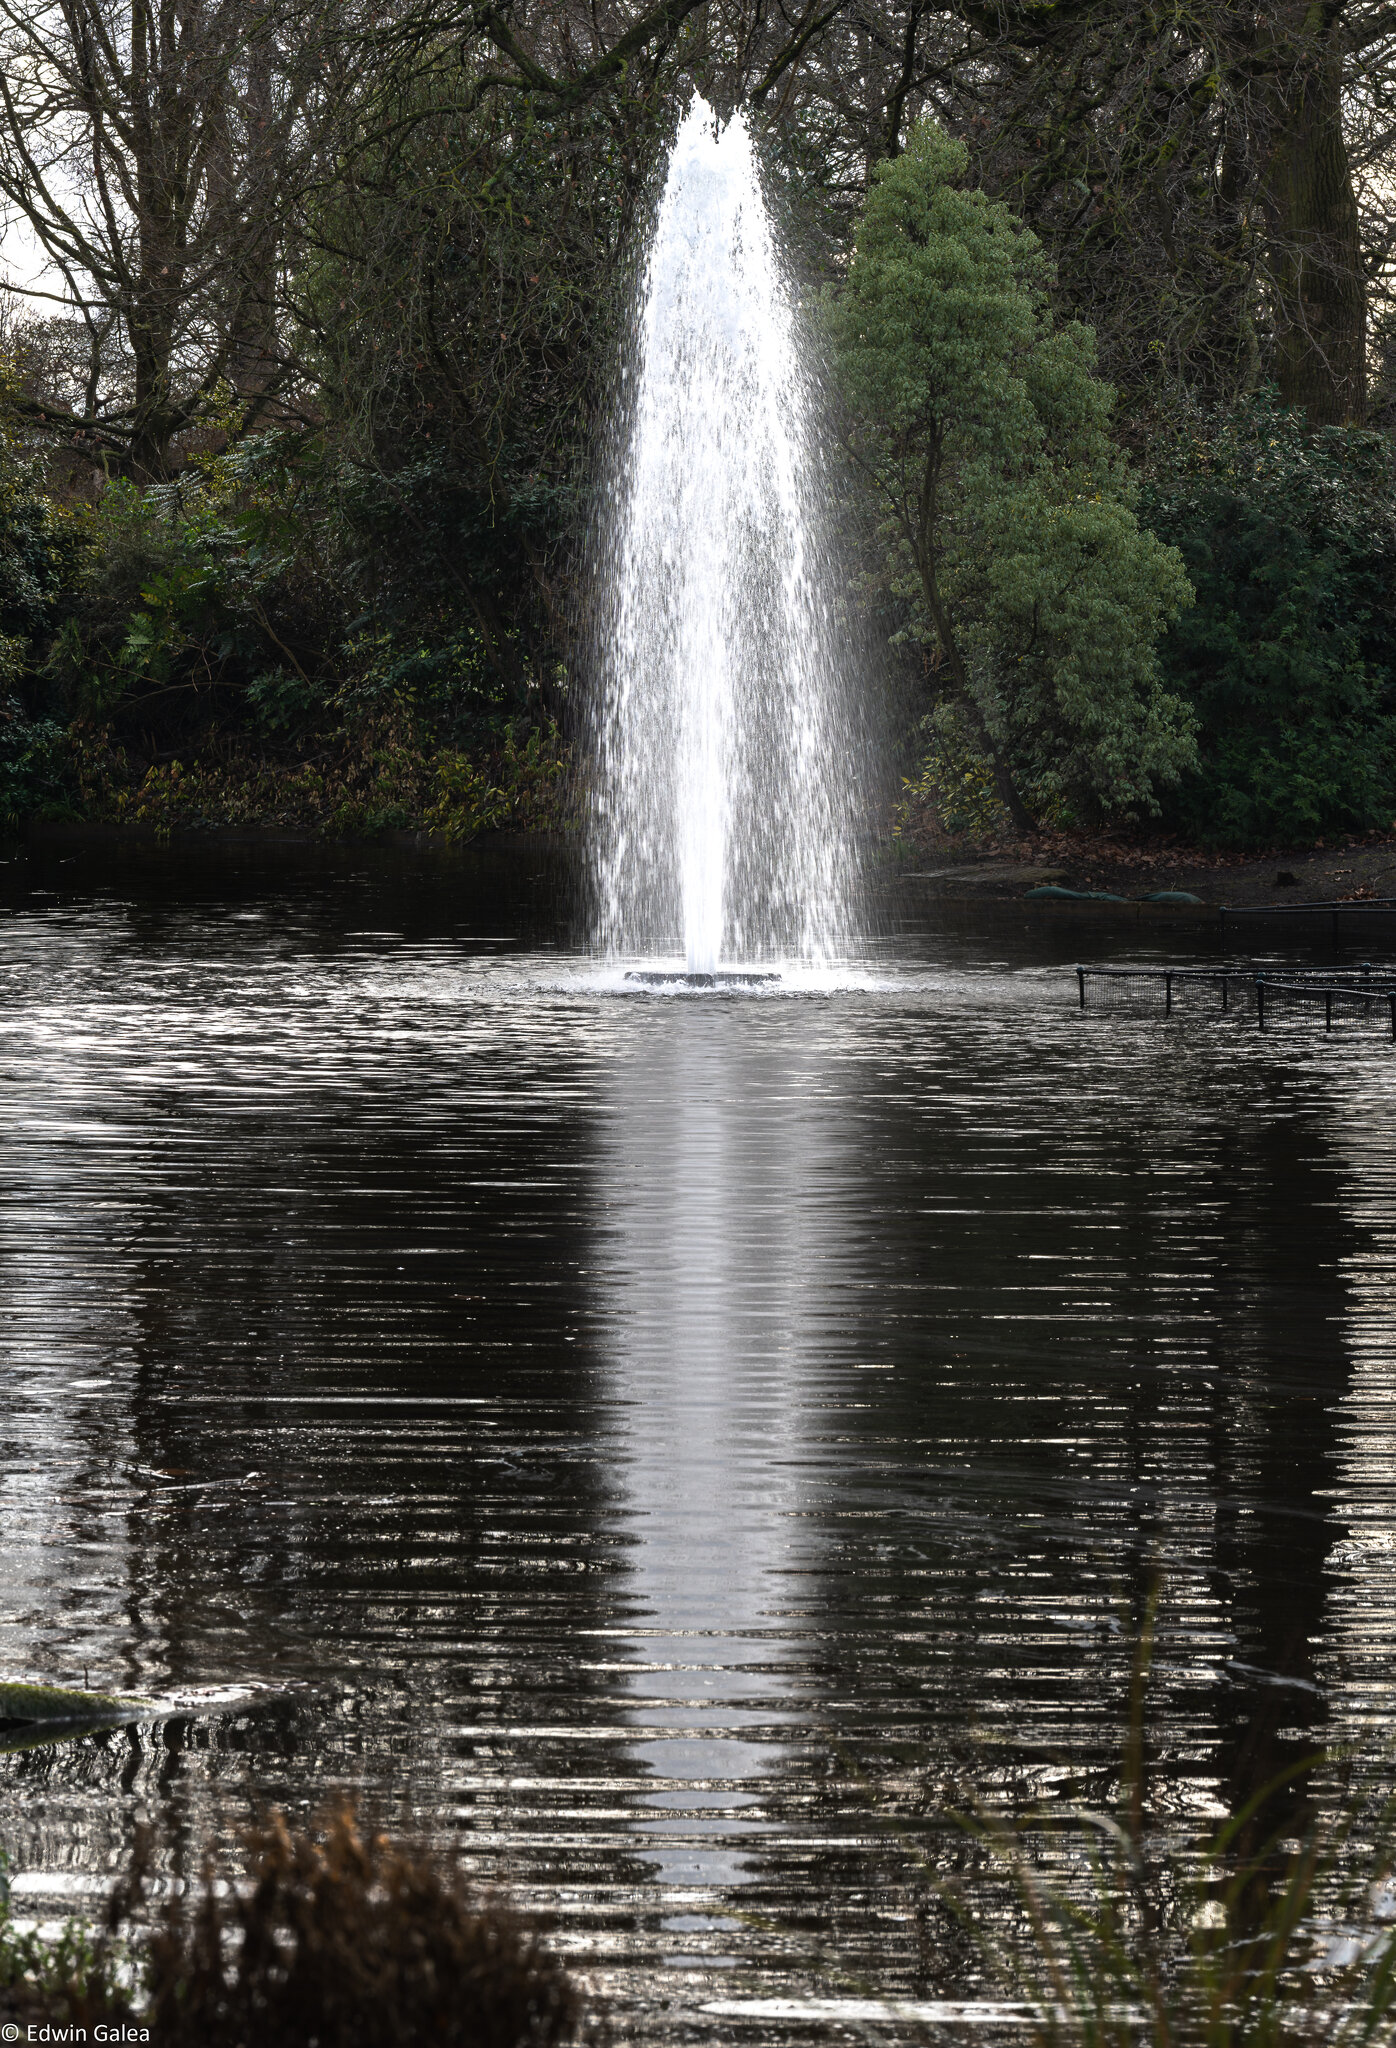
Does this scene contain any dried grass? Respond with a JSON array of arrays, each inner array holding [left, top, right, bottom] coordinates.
[[114, 1799, 584, 2048]]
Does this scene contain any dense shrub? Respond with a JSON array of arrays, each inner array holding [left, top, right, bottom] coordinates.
[[42, 443, 341, 732], [0, 427, 84, 824], [0, 700, 69, 826], [1, 1804, 584, 2045], [893, 700, 1071, 842], [72, 714, 570, 840], [131, 1800, 582, 2048], [0, 430, 575, 837], [1141, 397, 1396, 847], [0, 435, 81, 651]]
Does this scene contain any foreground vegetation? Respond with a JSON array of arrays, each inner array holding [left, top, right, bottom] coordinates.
[[1, 1802, 582, 2046], [3, 1, 1396, 848], [959, 1734, 1396, 2045], [880, 1764, 1396, 2048], [8, 1755, 1396, 2043]]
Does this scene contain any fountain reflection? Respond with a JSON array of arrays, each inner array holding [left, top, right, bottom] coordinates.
[[591, 1002, 851, 1902], [1308, 1073, 1396, 1825]]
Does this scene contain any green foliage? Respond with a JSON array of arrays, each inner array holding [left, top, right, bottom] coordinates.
[[335, 608, 505, 744], [246, 666, 328, 735], [73, 711, 572, 841], [40, 436, 537, 756], [301, 88, 641, 717], [0, 698, 69, 827], [47, 455, 331, 725], [0, 424, 80, 661], [0, 429, 81, 651], [896, 704, 1012, 841], [1140, 397, 1396, 847], [0, 425, 84, 824], [0, 418, 577, 839], [830, 119, 1196, 823], [895, 701, 1072, 842], [0, 1844, 132, 2030]]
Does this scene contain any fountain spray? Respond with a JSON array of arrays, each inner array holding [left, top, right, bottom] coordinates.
[[591, 95, 863, 982]]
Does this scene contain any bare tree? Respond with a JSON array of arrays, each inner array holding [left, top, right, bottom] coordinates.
[[716, 0, 1394, 424], [4, 0, 1389, 483], [0, 0, 337, 477]]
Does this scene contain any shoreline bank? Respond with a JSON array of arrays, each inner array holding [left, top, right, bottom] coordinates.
[[890, 824, 1396, 911]]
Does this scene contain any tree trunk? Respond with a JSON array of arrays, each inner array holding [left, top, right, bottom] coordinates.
[[227, 32, 281, 412], [915, 445, 1037, 836], [129, 295, 176, 483], [956, 675, 1037, 838], [1263, 24, 1365, 425]]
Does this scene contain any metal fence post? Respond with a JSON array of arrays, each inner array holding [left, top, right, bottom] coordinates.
[[1076, 964, 1396, 1041]]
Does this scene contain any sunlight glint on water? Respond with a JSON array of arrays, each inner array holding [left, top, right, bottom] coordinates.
[[7, 847, 1396, 2042], [591, 95, 861, 974]]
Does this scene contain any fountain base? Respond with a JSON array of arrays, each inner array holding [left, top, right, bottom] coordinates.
[[624, 970, 781, 988]]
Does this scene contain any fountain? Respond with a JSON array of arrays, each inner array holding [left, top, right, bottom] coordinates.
[[591, 94, 864, 986]]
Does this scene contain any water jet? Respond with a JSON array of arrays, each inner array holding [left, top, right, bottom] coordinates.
[[592, 94, 863, 979]]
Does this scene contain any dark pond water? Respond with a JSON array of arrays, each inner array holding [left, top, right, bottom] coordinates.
[[3, 841, 1396, 2039]]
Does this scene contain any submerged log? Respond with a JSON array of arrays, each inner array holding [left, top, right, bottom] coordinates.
[[0, 1679, 146, 1725]]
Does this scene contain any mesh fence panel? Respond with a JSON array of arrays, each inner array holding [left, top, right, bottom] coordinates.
[[1077, 968, 1248, 1013], [1256, 979, 1396, 1036]]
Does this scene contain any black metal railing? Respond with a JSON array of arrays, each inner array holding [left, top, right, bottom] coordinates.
[[1075, 965, 1252, 1013], [1076, 963, 1396, 1038], [1255, 974, 1396, 1037]]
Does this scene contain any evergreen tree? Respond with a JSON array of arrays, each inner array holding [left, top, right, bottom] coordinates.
[[830, 117, 1196, 828]]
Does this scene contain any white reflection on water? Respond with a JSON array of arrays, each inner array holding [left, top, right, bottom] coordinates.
[[592, 1002, 850, 1889], [1316, 1069, 1396, 1760]]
